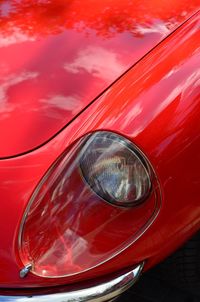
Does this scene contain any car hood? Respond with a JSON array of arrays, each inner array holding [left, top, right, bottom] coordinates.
[[0, 0, 199, 157]]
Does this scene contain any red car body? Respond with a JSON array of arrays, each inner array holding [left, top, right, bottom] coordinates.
[[0, 0, 200, 297]]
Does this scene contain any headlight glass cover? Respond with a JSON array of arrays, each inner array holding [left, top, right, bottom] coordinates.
[[18, 131, 160, 278]]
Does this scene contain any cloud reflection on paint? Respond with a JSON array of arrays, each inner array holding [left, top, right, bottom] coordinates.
[[0, 29, 36, 48], [136, 19, 170, 36], [64, 46, 125, 82], [40, 95, 83, 114], [0, 71, 39, 104]]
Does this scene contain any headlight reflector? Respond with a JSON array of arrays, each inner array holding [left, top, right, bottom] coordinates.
[[80, 132, 151, 206]]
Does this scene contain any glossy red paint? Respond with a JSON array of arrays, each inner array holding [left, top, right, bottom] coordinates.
[[0, 8, 199, 288], [0, 0, 199, 157]]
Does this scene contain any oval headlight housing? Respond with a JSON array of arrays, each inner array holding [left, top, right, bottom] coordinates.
[[80, 132, 151, 206], [18, 131, 160, 278]]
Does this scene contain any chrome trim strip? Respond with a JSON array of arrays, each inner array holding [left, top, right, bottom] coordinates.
[[19, 264, 32, 278], [0, 263, 144, 302]]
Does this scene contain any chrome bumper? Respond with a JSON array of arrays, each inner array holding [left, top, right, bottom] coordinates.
[[0, 263, 144, 301]]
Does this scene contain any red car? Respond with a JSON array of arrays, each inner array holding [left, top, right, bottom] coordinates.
[[0, 0, 200, 301]]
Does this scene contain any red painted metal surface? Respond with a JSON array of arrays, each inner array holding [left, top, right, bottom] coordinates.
[[0, 0, 199, 157], [0, 7, 199, 288]]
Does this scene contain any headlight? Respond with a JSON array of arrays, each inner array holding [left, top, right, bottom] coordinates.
[[80, 132, 151, 207], [18, 131, 160, 278]]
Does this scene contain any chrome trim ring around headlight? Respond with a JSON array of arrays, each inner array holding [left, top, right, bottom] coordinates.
[[0, 263, 144, 302]]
